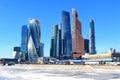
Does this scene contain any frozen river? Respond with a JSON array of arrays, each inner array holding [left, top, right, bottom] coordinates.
[[0, 65, 120, 80]]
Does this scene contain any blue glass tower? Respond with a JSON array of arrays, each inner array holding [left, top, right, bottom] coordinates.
[[50, 39, 54, 57], [50, 25, 58, 58], [28, 35, 38, 63], [28, 18, 40, 63], [89, 19, 96, 54], [21, 25, 28, 60], [56, 24, 62, 59], [40, 43, 44, 57], [62, 11, 72, 58], [84, 39, 89, 53], [28, 18, 40, 56]]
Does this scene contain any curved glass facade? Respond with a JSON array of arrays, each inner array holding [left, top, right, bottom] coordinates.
[[29, 18, 40, 55], [28, 35, 38, 63], [62, 11, 72, 57], [28, 18, 40, 63]]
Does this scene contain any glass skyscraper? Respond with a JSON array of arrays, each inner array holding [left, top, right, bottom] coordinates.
[[84, 39, 89, 53], [56, 28, 62, 59], [50, 24, 63, 59], [28, 35, 38, 63], [40, 43, 44, 57], [89, 19, 96, 54], [50, 39, 54, 57], [21, 25, 28, 60], [28, 18, 40, 63], [62, 11, 72, 58], [50, 25, 58, 58], [28, 18, 40, 55]]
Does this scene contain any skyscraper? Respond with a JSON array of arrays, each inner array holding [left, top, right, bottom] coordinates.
[[72, 9, 84, 59], [50, 25, 58, 58], [28, 18, 40, 63], [84, 39, 89, 53], [89, 19, 96, 54], [21, 25, 28, 60], [62, 11, 72, 58], [40, 43, 44, 57], [50, 39, 54, 57], [28, 18, 40, 55], [56, 24, 62, 59]]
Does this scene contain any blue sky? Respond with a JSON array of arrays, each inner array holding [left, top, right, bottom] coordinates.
[[0, 0, 120, 58]]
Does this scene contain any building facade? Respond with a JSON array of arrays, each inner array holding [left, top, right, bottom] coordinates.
[[62, 11, 72, 58], [72, 9, 84, 59], [83, 52, 120, 62], [13, 47, 21, 59], [21, 25, 28, 60], [89, 19, 96, 54]]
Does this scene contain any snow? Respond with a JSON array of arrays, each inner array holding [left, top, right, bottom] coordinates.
[[0, 65, 120, 80]]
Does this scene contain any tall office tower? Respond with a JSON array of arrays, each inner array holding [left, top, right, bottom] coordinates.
[[21, 25, 28, 61], [50, 25, 58, 58], [89, 19, 96, 54], [40, 43, 44, 57], [84, 39, 89, 53], [60, 23, 65, 58], [28, 18, 40, 63], [50, 39, 54, 57], [56, 24, 62, 59], [13, 47, 21, 59], [72, 9, 84, 59], [62, 11, 72, 58]]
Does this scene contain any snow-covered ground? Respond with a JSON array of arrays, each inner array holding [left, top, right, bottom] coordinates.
[[0, 65, 120, 80]]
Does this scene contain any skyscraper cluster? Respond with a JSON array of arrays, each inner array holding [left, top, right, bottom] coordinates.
[[50, 11, 72, 59], [14, 18, 44, 63], [13, 9, 96, 62], [50, 8, 96, 60]]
